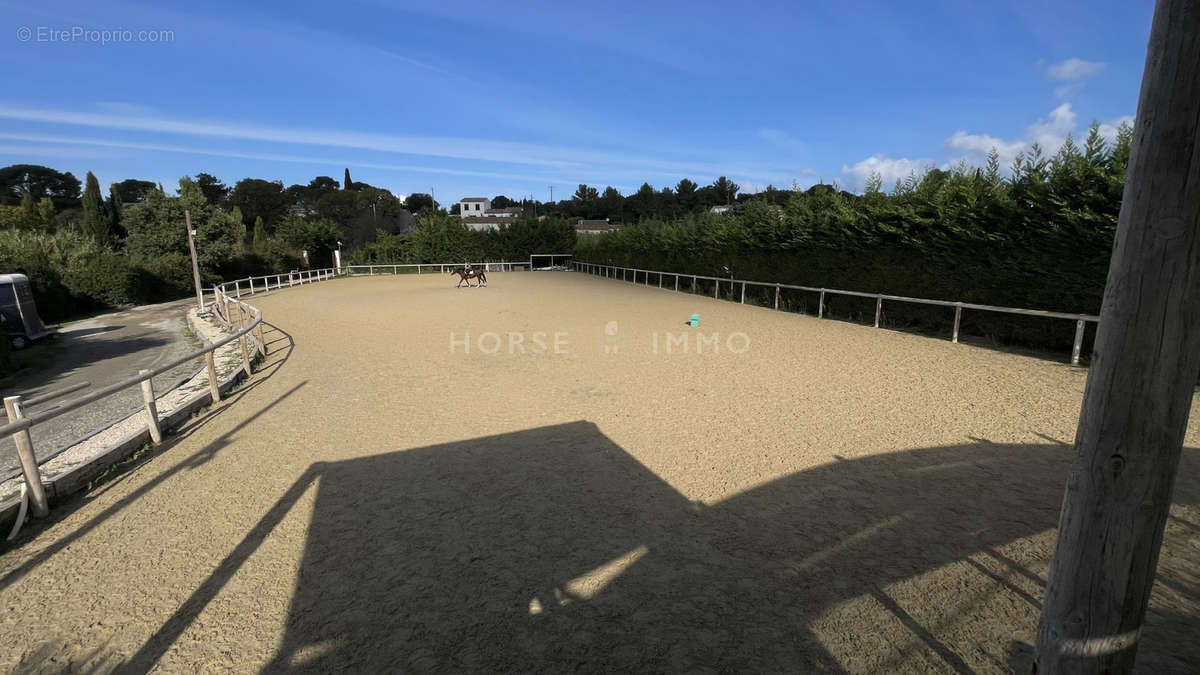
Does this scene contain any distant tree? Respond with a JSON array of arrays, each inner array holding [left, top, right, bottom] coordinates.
[[711, 176, 740, 205], [674, 179, 697, 212], [277, 215, 342, 268], [0, 164, 82, 209], [491, 195, 515, 208], [228, 178, 288, 230], [405, 193, 436, 213], [230, 206, 246, 251], [121, 177, 243, 287], [344, 168, 352, 190], [572, 184, 600, 218], [111, 179, 157, 204], [864, 171, 884, 196], [984, 148, 1003, 187], [193, 173, 229, 205], [36, 197, 55, 230], [252, 216, 267, 253], [107, 184, 123, 238], [599, 186, 623, 220], [449, 203, 461, 215], [82, 171, 108, 243]]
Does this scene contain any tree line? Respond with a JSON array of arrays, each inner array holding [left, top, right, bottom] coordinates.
[[0, 165, 547, 323], [577, 122, 1133, 352]]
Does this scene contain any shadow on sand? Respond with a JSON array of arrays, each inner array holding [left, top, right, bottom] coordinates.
[[116, 421, 1200, 673]]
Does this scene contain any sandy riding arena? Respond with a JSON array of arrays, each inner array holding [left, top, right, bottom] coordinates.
[[1, 271, 1197, 672]]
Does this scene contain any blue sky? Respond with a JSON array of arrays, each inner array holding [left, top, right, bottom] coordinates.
[[0, 0, 1152, 202]]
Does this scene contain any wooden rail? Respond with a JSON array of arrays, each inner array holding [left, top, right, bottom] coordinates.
[[573, 261, 1099, 365]]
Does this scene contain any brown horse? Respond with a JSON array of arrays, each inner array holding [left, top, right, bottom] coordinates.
[[449, 267, 487, 288]]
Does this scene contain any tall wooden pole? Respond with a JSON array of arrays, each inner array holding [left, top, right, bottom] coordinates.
[[1036, 2, 1200, 672], [185, 209, 205, 311]]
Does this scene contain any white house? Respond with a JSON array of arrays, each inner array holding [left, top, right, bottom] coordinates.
[[459, 197, 490, 217]]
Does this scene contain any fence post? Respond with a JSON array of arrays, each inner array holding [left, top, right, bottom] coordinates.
[[1071, 319, 1086, 365], [659, 273, 663, 288], [205, 346, 221, 403], [234, 279, 241, 299], [3, 396, 49, 518], [714, 279, 719, 299], [240, 332, 252, 374], [818, 290, 826, 318], [775, 284, 780, 310], [256, 320, 266, 357], [369, 265, 374, 275], [692, 275, 697, 293], [953, 304, 963, 343], [675, 275, 679, 292], [741, 282, 746, 304], [139, 370, 162, 444], [874, 296, 882, 328]]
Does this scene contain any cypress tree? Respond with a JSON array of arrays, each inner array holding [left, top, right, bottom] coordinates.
[[252, 216, 267, 253], [108, 184, 123, 236], [344, 168, 352, 190], [82, 171, 108, 243]]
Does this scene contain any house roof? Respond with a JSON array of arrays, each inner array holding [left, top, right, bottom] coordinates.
[[460, 197, 489, 203], [485, 207, 523, 215], [462, 216, 511, 225], [575, 219, 618, 231]]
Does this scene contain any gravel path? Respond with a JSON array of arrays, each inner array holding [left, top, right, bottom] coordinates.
[[0, 273, 1195, 673], [0, 300, 200, 480]]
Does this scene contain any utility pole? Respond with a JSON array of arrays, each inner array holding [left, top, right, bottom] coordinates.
[[185, 209, 204, 312], [548, 185, 554, 204], [1036, 1, 1200, 672]]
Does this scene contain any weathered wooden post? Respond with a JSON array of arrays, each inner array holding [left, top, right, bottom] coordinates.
[[1071, 319, 1086, 366], [740, 282, 746, 304], [1037, 2, 1200, 671], [139, 370, 162, 444], [256, 320, 266, 357], [818, 290, 825, 318], [874, 296, 882, 328], [3, 396, 49, 518], [239, 332, 252, 374], [774, 284, 780, 310], [952, 303, 963, 343], [204, 346, 221, 403]]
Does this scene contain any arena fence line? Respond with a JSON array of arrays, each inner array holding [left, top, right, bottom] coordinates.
[[572, 261, 1099, 366], [0, 267, 340, 526], [344, 262, 530, 275]]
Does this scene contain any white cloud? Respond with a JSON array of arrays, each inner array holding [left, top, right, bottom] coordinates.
[[845, 103, 1133, 192], [944, 103, 1132, 170], [1026, 102, 1078, 150], [841, 155, 935, 188], [1045, 58, 1106, 81], [1045, 58, 1106, 99]]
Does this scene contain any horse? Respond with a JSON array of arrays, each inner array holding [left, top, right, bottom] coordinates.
[[449, 267, 487, 288]]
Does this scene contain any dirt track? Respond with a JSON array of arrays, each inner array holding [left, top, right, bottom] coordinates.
[[0, 272, 1196, 673]]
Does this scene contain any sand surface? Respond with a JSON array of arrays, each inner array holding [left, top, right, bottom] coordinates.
[[0, 271, 1196, 673]]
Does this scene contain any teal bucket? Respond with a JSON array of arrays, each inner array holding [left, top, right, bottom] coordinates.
[[689, 313, 700, 327]]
